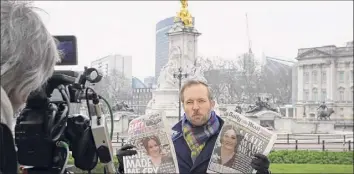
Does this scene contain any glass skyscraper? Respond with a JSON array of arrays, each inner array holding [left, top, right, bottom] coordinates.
[[154, 17, 195, 81], [155, 17, 175, 81]]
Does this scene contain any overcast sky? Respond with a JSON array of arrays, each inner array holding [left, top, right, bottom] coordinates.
[[34, 1, 353, 80]]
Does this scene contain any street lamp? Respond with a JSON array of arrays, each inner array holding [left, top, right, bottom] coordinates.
[[173, 67, 188, 120]]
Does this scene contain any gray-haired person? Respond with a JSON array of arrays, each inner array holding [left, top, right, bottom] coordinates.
[[0, 1, 61, 173]]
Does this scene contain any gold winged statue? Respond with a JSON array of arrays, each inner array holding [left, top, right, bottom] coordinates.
[[175, 0, 193, 27]]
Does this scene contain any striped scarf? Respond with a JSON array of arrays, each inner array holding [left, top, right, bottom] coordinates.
[[182, 111, 220, 163]]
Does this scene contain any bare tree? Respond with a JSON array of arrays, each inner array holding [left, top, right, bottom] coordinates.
[[197, 57, 221, 102], [235, 52, 262, 103], [261, 58, 292, 105], [220, 60, 244, 103], [198, 57, 242, 104], [92, 69, 131, 105]]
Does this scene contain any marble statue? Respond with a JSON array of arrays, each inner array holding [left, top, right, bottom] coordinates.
[[157, 63, 176, 89]]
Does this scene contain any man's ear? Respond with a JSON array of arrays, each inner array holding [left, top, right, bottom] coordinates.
[[210, 100, 215, 109]]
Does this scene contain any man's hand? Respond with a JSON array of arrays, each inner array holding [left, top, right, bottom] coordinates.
[[116, 144, 137, 174], [251, 153, 271, 174]]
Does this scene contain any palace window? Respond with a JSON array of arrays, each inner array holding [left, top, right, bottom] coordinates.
[[338, 87, 345, 101], [312, 71, 318, 84], [321, 71, 326, 84], [304, 90, 309, 101], [312, 88, 318, 101], [338, 71, 345, 83], [304, 72, 309, 84], [321, 89, 326, 101]]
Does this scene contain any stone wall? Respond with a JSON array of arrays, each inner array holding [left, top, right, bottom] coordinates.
[[273, 118, 337, 134]]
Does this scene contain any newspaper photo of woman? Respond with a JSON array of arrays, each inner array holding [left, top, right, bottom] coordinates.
[[142, 135, 175, 172], [214, 124, 244, 168]]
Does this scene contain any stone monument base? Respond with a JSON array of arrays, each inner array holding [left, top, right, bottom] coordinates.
[[146, 88, 181, 127]]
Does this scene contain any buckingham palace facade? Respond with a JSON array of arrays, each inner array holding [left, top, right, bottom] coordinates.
[[295, 41, 353, 119]]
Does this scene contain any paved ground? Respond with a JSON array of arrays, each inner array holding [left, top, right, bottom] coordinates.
[[273, 142, 353, 151]]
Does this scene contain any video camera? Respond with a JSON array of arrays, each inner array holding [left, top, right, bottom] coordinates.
[[15, 36, 116, 174]]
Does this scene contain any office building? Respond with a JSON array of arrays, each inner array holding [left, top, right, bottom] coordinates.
[[91, 54, 132, 79], [144, 76, 156, 88], [155, 17, 175, 81], [131, 88, 153, 115]]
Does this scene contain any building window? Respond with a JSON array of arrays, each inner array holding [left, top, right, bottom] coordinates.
[[340, 108, 344, 117], [312, 88, 318, 101], [321, 89, 326, 101], [304, 72, 309, 84], [351, 70, 353, 82], [321, 71, 326, 84], [338, 71, 345, 83], [312, 71, 318, 84], [304, 90, 309, 101], [338, 87, 345, 101]]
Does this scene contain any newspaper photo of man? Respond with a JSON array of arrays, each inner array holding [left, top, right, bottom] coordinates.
[[142, 135, 175, 172], [214, 124, 244, 168]]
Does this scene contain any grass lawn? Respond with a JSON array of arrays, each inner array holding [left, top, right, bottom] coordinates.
[[69, 163, 353, 173], [271, 164, 353, 173]]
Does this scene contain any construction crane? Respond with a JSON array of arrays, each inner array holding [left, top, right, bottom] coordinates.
[[245, 13, 252, 54], [242, 13, 253, 72]]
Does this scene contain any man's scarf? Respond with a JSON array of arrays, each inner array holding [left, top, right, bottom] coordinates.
[[182, 111, 220, 163]]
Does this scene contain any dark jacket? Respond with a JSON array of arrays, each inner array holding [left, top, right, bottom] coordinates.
[[171, 115, 224, 174], [0, 123, 18, 174]]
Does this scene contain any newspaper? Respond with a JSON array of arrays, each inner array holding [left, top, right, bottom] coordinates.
[[207, 110, 277, 174], [123, 111, 179, 173]]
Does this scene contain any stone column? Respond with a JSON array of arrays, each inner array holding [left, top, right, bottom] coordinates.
[[285, 107, 289, 118], [297, 65, 305, 119], [345, 61, 351, 101], [309, 64, 313, 102], [326, 60, 333, 102], [331, 60, 337, 103], [297, 65, 304, 102], [319, 63, 322, 95]]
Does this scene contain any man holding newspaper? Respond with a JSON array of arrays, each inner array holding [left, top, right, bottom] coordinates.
[[117, 80, 272, 174]]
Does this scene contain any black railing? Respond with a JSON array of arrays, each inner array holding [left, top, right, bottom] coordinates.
[[113, 133, 354, 152]]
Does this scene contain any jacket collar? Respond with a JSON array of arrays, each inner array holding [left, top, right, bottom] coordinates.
[[171, 113, 225, 173], [172, 113, 224, 133]]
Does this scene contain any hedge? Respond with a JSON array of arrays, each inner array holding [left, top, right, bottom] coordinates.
[[268, 150, 353, 165], [67, 150, 353, 173]]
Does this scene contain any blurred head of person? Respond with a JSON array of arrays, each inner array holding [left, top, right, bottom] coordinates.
[[142, 136, 162, 158], [1, 1, 61, 127], [220, 124, 243, 152], [180, 80, 215, 126]]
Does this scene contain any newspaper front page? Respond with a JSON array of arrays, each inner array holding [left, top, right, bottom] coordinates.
[[207, 110, 277, 174], [123, 111, 179, 173]]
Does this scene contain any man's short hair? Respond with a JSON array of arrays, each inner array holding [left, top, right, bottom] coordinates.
[[179, 80, 213, 102]]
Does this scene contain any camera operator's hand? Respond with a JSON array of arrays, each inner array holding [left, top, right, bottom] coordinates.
[[116, 144, 137, 174], [251, 153, 271, 174]]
